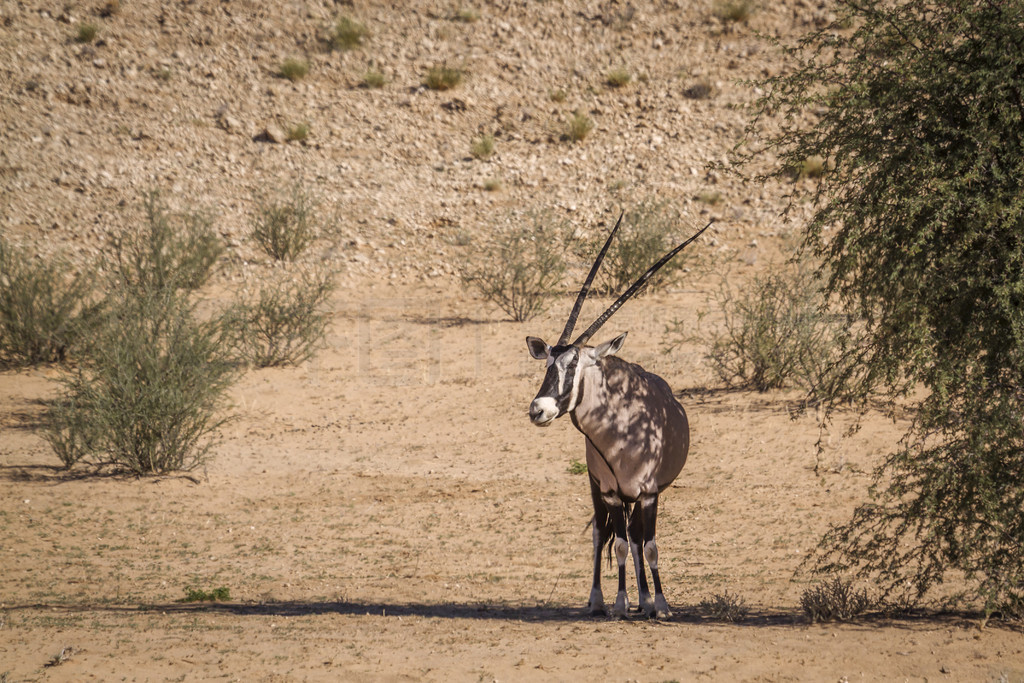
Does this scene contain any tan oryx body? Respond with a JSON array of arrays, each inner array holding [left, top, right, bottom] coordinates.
[[526, 214, 709, 619]]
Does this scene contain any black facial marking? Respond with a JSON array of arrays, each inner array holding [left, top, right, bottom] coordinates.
[[562, 354, 579, 396], [533, 345, 582, 417]]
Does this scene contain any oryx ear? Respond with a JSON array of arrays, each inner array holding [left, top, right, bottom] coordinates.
[[593, 332, 627, 359], [526, 336, 550, 360]]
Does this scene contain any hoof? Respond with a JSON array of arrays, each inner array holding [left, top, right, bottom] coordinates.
[[650, 595, 672, 620], [640, 594, 655, 617], [588, 588, 605, 616], [612, 591, 630, 618]]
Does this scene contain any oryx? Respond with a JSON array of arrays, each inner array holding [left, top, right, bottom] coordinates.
[[526, 214, 710, 619]]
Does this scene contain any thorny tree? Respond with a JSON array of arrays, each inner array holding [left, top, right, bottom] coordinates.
[[752, 0, 1024, 616]]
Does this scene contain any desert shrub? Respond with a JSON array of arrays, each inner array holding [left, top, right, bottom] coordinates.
[[181, 586, 230, 602], [483, 178, 502, 192], [43, 193, 236, 475], [362, 69, 386, 88], [567, 459, 587, 475], [595, 199, 688, 296], [696, 190, 722, 205], [800, 577, 872, 623], [45, 290, 237, 474], [250, 184, 320, 261], [471, 134, 494, 159], [698, 591, 750, 622], [0, 235, 102, 367], [330, 16, 368, 51], [228, 267, 335, 367], [279, 58, 309, 82], [461, 210, 568, 322], [606, 67, 631, 88], [111, 190, 223, 294], [703, 260, 854, 394], [75, 23, 97, 44], [713, 0, 755, 23], [683, 79, 715, 100], [453, 7, 479, 22], [287, 122, 309, 142], [424, 65, 463, 90], [753, 0, 1024, 613], [566, 111, 594, 142]]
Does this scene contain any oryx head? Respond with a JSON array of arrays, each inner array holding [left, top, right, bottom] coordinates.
[[526, 213, 711, 427]]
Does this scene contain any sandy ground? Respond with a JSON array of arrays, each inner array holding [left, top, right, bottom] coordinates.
[[2, 284, 1023, 681], [1, 0, 1023, 680]]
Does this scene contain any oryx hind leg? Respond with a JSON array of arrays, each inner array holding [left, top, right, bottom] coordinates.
[[640, 493, 671, 619], [628, 501, 653, 615], [587, 478, 612, 615]]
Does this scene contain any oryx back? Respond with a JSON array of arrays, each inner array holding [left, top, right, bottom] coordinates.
[[573, 355, 689, 502]]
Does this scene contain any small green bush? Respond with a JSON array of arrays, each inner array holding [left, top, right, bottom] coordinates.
[[424, 65, 463, 91], [795, 155, 826, 180], [713, 0, 755, 23], [800, 577, 872, 623], [228, 267, 335, 367], [606, 67, 631, 88], [362, 69, 386, 88], [595, 199, 688, 296], [461, 211, 569, 322], [331, 16, 368, 51], [111, 190, 223, 294], [566, 111, 594, 142], [279, 58, 310, 82], [287, 122, 310, 142], [250, 185, 320, 261], [567, 459, 587, 475], [181, 586, 230, 603], [46, 291, 237, 474], [696, 190, 722, 205], [75, 23, 98, 44], [698, 591, 750, 622], [0, 235, 102, 367], [471, 134, 495, 159], [702, 259, 858, 396], [43, 193, 236, 475], [453, 7, 479, 22], [683, 79, 715, 100]]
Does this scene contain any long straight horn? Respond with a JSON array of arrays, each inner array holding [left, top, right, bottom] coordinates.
[[556, 211, 624, 346], [573, 219, 714, 347]]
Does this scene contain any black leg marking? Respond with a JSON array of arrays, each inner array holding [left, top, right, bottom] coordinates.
[[640, 493, 671, 619], [628, 500, 652, 614], [588, 478, 611, 615], [607, 498, 630, 618]]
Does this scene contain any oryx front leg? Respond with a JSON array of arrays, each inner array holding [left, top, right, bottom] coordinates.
[[640, 493, 671, 619], [587, 479, 611, 616], [605, 493, 630, 618]]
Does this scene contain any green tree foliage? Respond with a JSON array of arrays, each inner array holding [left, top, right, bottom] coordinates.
[[755, 0, 1024, 616]]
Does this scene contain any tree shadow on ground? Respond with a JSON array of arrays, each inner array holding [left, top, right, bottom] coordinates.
[[6, 600, 1018, 631], [0, 463, 201, 484]]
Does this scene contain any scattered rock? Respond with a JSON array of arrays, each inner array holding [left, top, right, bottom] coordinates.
[[261, 123, 286, 144]]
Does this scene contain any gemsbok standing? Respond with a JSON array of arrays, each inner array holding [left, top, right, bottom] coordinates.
[[526, 214, 711, 619]]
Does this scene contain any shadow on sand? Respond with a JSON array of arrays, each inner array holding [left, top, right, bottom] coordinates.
[[6, 599, 1013, 630]]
